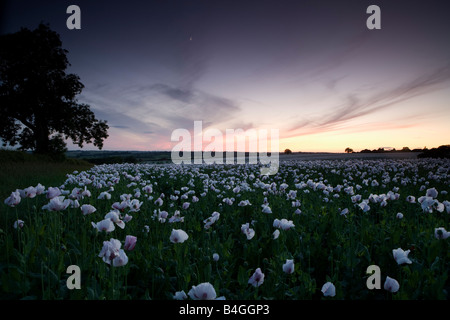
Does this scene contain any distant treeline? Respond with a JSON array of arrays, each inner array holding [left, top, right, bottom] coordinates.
[[66, 150, 171, 164], [359, 147, 424, 153], [357, 145, 450, 159], [417, 145, 450, 159], [64, 146, 450, 165], [66, 150, 280, 165], [85, 155, 140, 165]]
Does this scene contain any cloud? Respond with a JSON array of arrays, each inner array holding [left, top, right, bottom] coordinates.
[[151, 84, 194, 103], [252, 31, 371, 88], [286, 64, 450, 137], [324, 75, 348, 92], [74, 36, 243, 147], [76, 76, 242, 151], [306, 32, 372, 80], [147, 83, 241, 125]]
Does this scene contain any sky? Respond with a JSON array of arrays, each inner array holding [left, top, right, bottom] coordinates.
[[1, 0, 450, 152]]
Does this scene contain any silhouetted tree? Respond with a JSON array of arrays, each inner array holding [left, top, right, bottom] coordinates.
[[401, 147, 411, 152], [284, 149, 293, 154], [345, 147, 353, 153], [418, 145, 450, 159], [0, 23, 109, 154]]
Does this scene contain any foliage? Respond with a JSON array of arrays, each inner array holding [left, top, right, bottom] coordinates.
[[418, 145, 450, 159], [0, 23, 108, 155]]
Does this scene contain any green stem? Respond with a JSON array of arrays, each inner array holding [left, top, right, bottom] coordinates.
[[111, 265, 115, 299], [14, 207, 22, 254], [124, 266, 128, 299], [41, 261, 45, 299]]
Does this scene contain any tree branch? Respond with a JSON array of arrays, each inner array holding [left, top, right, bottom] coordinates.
[[16, 116, 36, 131]]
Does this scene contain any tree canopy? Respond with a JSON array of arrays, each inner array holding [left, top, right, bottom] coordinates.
[[0, 23, 108, 154], [345, 147, 354, 153]]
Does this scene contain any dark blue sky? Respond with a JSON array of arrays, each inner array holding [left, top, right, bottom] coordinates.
[[2, 0, 450, 151]]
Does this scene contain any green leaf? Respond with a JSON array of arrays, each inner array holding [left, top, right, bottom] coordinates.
[[237, 266, 248, 286]]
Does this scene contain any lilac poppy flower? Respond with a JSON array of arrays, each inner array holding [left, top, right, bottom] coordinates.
[[188, 282, 223, 300], [4, 191, 21, 207], [248, 268, 265, 287], [384, 276, 400, 293], [282, 259, 295, 274], [124, 235, 137, 251]]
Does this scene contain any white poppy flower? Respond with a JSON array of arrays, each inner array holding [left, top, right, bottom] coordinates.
[[358, 201, 370, 212], [392, 248, 412, 265], [42, 196, 70, 211], [273, 229, 280, 239], [170, 229, 189, 243], [426, 187, 438, 198], [81, 204, 96, 215], [105, 211, 125, 229], [4, 191, 21, 207], [384, 276, 400, 293], [98, 238, 128, 267], [241, 223, 255, 240], [92, 218, 115, 233], [46, 187, 62, 199], [98, 238, 121, 264], [13, 219, 24, 229], [282, 259, 295, 274], [321, 282, 336, 297], [173, 290, 187, 300], [434, 227, 450, 239], [261, 205, 272, 214], [98, 191, 111, 200], [21, 186, 37, 199], [188, 282, 218, 300], [273, 218, 295, 230], [112, 249, 128, 267]]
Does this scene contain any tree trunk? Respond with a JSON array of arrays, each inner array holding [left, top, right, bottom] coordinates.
[[34, 116, 50, 154], [35, 131, 50, 154]]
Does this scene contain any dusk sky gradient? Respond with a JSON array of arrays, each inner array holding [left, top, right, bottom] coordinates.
[[2, 0, 450, 152]]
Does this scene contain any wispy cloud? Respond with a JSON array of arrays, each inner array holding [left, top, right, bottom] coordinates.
[[151, 84, 194, 104], [286, 64, 450, 138], [149, 83, 241, 122], [76, 77, 242, 150]]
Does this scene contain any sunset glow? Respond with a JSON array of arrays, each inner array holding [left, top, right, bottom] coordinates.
[[2, 0, 449, 152]]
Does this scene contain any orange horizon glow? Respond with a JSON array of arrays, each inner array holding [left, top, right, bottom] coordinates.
[[67, 123, 449, 154]]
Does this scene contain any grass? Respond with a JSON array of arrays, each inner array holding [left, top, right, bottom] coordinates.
[[0, 150, 93, 200]]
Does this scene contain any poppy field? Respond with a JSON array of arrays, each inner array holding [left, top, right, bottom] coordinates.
[[1, 158, 449, 300]]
